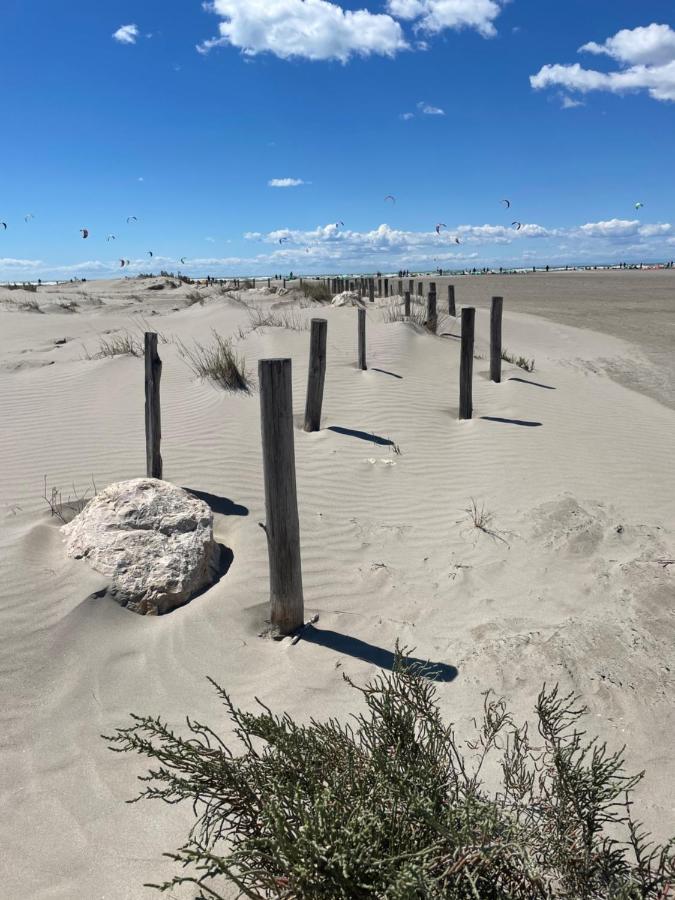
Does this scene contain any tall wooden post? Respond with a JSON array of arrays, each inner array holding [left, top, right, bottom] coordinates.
[[358, 308, 367, 370], [448, 284, 456, 316], [369, 279, 375, 303], [384, 278, 389, 297], [427, 284, 437, 334], [304, 319, 327, 432], [259, 359, 304, 636], [459, 308, 475, 420], [490, 296, 504, 384], [144, 333, 162, 480], [398, 279, 403, 296], [418, 281, 423, 297], [377, 278, 382, 297], [409, 278, 414, 295], [404, 291, 411, 317]]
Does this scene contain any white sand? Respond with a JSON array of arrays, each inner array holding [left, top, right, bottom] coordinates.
[[1, 275, 673, 898]]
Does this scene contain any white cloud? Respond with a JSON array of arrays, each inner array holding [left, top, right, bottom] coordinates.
[[579, 219, 640, 238], [268, 178, 306, 188], [417, 101, 445, 115], [399, 112, 415, 120], [560, 94, 584, 109], [113, 24, 139, 45], [387, 0, 505, 38], [198, 0, 408, 62], [580, 23, 675, 67], [531, 24, 675, 103]]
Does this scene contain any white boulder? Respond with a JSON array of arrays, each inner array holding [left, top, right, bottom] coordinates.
[[62, 478, 218, 615]]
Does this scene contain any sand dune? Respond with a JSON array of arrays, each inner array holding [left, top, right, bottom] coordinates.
[[0, 274, 673, 898]]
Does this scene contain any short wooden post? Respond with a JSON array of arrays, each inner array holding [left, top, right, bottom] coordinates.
[[490, 296, 503, 383], [259, 359, 304, 636], [408, 278, 414, 295], [384, 278, 389, 297], [267, 278, 271, 289], [427, 284, 437, 334], [369, 280, 375, 303], [404, 291, 411, 317], [283, 278, 286, 288], [144, 333, 162, 480], [418, 281, 423, 297], [304, 319, 327, 432], [459, 308, 475, 420], [358, 308, 367, 370], [448, 284, 456, 316], [377, 278, 382, 297], [398, 279, 403, 296]]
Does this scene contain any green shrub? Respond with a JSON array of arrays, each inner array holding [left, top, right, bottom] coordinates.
[[106, 649, 673, 899]]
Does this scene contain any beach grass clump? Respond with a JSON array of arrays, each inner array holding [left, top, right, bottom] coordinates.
[[87, 331, 143, 359], [106, 648, 674, 899], [383, 298, 431, 328], [17, 298, 43, 313], [185, 289, 205, 307], [178, 330, 252, 392], [247, 304, 309, 332], [299, 280, 332, 304], [502, 348, 535, 372], [43, 475, 97, 524]]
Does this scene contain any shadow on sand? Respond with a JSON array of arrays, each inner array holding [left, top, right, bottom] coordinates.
[[328, 426, 395, 447], [481, 416, 543, 428], [371, 368, 403, 380], [508, 376, 556, 390], [300, 625, 458, 682], [184, 488, 249, 517]]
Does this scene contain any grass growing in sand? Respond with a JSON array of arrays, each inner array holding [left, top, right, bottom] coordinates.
[[178, 330, 252, 392], [502, 348, 535, 372], [300, 280, 332, 304], [247, 304, 309, 332], [107, 649, 674, 899], [85, 331, 143, 359]]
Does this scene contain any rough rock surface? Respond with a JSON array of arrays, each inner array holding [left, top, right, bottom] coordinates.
[[61, 478, 218, 615], [331, 291, 365, 308]]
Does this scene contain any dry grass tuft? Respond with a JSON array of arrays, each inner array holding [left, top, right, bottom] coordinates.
[[178, 330, 253, 392], [85, 331, 143, 359]]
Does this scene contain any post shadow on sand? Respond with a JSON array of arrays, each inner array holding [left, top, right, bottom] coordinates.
[[371, 368, 403, 380], [508, 376, 556, 391], [328, 426, 394, 447], [184, 488, 249, 517], [300, 625, 458, 682], [481, 416, 543, 428]]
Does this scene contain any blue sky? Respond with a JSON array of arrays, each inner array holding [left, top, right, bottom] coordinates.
[[1, 0, 674, 278]]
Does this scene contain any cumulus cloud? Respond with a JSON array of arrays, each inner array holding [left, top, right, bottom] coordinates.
[[113, 24, 139, 45], [268, 178, 306, 188], [531, 23, 675, 103], [386, 0, 505, 38], [198, 0, 408, 62]]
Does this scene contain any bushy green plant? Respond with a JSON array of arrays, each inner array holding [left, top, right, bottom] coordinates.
[[106, 650, 673, 899]]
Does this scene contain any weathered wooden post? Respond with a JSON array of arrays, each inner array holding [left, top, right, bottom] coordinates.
[[369, 279, 375, 303], [259, 358, 304, 636], [404, 291, 411, 317], [409, 278, 414, 295], [384, 277, 389, 297], [358, 308, 367, 370], [427, 283, 437, 334], [144, 333, 162, 480], [283, 278, 286, 288], [459, 308, 475, 420], [490, 296, 504, 384], [448, 284, 456, 316], [377, 278, 382, 297], [304, 319, 327, 432], [398, 279, 403, 296], [418, 281, 423, 297], [267, 277, 271, 289]]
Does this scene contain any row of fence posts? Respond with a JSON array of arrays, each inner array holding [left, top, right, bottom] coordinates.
[[142, 284, 504, 636]]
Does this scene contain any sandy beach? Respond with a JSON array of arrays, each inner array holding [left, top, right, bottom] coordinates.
[[0, 271, 673, 898]]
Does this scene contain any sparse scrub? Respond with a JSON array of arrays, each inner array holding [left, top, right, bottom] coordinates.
[[22, 282, 38, 293], [106, 649, 674, 899], [502, 348, 535, 372], [85, 331, 143, 359], [185, 290, 204, 307], [178, 330, 252, 392], [43, 475, 97, 524], [17, 298, 43, 313], [57, 300, 79, 313], [247, 305, 309, 332], [300, 280, 332, 304]]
